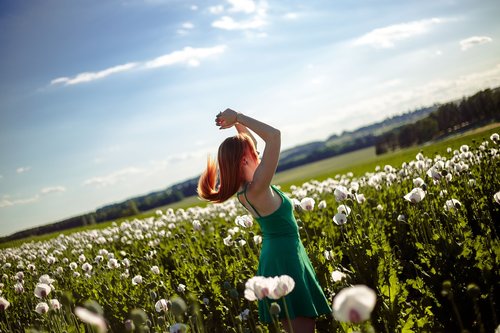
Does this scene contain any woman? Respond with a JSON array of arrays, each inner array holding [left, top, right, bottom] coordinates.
[[198, 108, 331, 332]]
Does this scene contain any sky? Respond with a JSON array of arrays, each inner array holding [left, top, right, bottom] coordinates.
[[1, 0, 499, 236]]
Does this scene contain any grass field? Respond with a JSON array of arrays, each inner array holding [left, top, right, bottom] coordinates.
[[1, 122, 498, 249]]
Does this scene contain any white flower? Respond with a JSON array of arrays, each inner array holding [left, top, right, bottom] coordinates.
[[490, 133, 499, 141], [334, 186, 349, 202], [337, 205, 351, 216], [426, 167, 441, 181], [331, 270, 347, 282], [355, 194, 366, 204], [49, 299, 61, 310], [0, 297, 10, 310], [240, 308, 250, 320], [376, 204, 383, 211], [318, 200, 327, 209], [253, 235, 262, 245], [244, 276, 271, 301], [268, 275, 295, 299], [192, 220, 202, 231], [69, 262, 77, 270], [177, 283, 186, 293], [82, 263, 93, 272], [460, 144, 469, 153], [444, 199, 461, 212], [397, 214, 406, 222], [403, 188, 426, 203], [155, 299, 169, 312], [131, 275, 143, 285], [494, 191, 500, 205], [14, 282, 24, 294], [78, 254, 86, 263], [107, 259, 120, 269], [34, 283, 52, 299], [324, 250, 334, 261], [333, 213, 347, 225], [413, 177, 425, 187], [300, 197, 315, 211], [151, 266, 160, 275], [235, 215, 253, 228], [74, 306, 107, 332], [170, 323, 187, 333], [35, 302, 49, 314], [332, 285, 377, 323], [39, 274, 54, 284], [223, 235, 233, 246]]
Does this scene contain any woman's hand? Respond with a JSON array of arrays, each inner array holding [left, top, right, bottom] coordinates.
[[215, 108, 238, 129]]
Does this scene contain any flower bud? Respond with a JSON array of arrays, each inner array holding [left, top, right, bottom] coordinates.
[[269, 302, 281, 316]]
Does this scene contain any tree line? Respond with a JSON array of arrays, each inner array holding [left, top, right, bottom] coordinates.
[[375, 88, 500, 154]]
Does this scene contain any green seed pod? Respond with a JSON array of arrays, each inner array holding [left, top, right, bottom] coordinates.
[[130, 308, 148, 327], [124, 319, 135, 332], [83, 300, 104, 315], [466, 283, 480, 299], [229, 288, 239, 300], [171, 297, 187, 316], [223, 281, 232, 290], [270, 302, 281, 316]]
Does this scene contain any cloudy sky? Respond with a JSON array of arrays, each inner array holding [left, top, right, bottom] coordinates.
[[1, 0, 499, 236]]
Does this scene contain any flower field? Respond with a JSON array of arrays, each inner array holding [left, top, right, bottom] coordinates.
[[0, 134, 499, 333]]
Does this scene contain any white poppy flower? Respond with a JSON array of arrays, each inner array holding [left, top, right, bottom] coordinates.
[[490, 133, 499, 141], [235, 215, 253, 228], [300, 197, 315, 211], [333, 213, 347, 225], [334, 186, 349, 202], [177, 284, 186, 293], [192, 220, 202, 231], [318, 200, 327, 209], [332, 285, 377, 323], [355, 194, 366, 204], [269, 275, 295, 299], [331, 270, 347, 282], [494, 191, 500, 205], [0, 297, 10, 310], [49, 299, 61, 310], [413, 177, 425, 187], [39, 274, 54, 284], [150, 266, 160, 275], [155, 299, 169, 313], [444, 199, 461, 212], [35, 302, 49, 314], [34, 283, 51, 299], [404, 188, 426, 203], [74, 306, 107, 332], [131, 275, 143, 285], [337, 205, 351, 216], [253, 235, 262, 245], [223, 235, 233, 246]]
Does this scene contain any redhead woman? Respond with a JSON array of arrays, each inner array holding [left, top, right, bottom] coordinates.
[[198, 109, 331, 332]]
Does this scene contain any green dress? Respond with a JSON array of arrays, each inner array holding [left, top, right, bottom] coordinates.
[[237, 185, 332, 323]]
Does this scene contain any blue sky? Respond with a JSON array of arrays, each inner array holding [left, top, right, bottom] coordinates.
[[1, 0, 499, 236]]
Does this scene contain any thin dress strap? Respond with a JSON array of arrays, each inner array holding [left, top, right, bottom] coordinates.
[[236, 183, 262, 218]]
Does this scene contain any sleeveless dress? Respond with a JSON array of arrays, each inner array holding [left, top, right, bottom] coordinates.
[[237, 185, 332, 323]]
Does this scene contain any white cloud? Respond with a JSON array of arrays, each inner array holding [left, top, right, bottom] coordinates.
[[212, 15, 265, 30], [0, 195, 40, 208], [227, 0, 256, 14], [190, 5, 198, 11], [353, 18, 444, 48], [283, 12, 298, 20], [212, 1, 267, 31], [50, 45, 227, 86], [460, 36, 493, 51], [51, 63, 138, 86], [209, 5, 225, 14], [83, 167, 145, 188], [16, 166, 31, 174], [182, 22, 194, 29], [40, 186, 66, 195], [145, 45, 227, 68]]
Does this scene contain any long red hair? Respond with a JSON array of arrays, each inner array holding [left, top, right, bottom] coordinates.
[[198, 133, 258, 203]]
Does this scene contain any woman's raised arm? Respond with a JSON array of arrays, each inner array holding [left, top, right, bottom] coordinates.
[[216, 109, 281, 194]]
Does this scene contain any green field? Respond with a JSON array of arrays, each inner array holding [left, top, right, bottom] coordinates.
[[1, 122, 498, 249]]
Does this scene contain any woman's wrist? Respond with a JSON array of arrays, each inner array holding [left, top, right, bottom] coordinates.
[[235, 112, 242, 124]]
